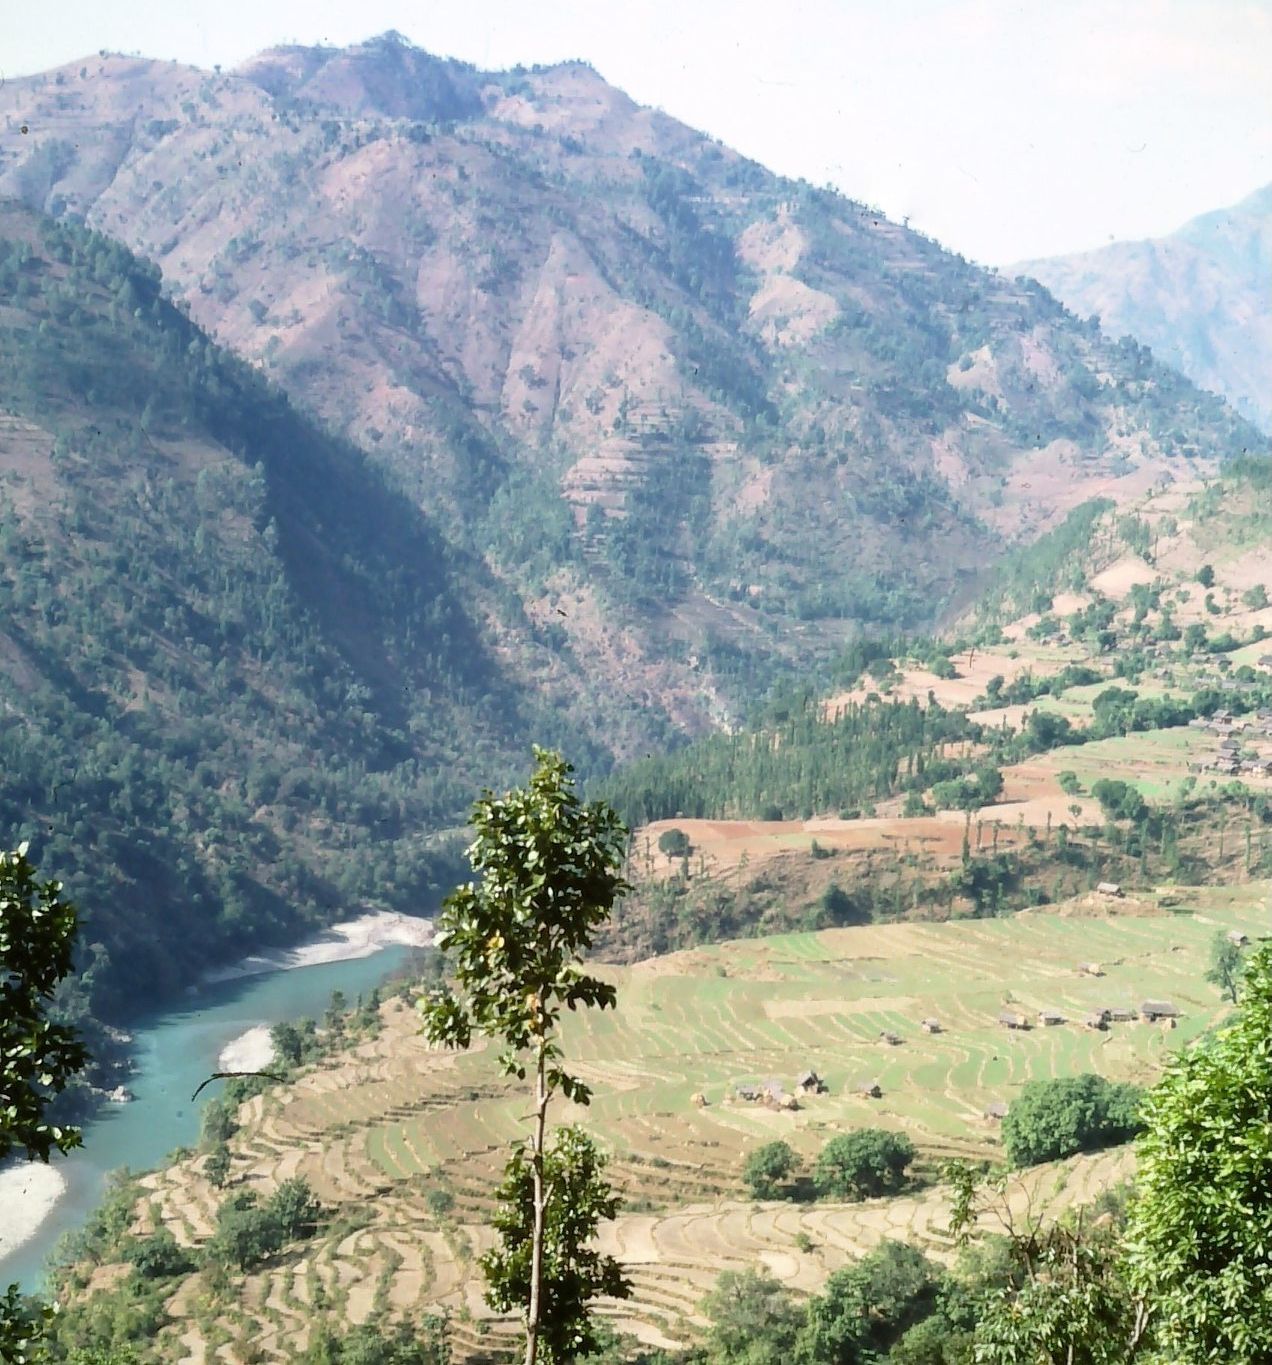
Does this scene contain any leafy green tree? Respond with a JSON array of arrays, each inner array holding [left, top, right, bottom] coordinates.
[[482, 1126, 629, 1364], [124, 1229, 196, 1280], [300, 1319, 451, 1364], [796, 1240, 943, 1363], [813, 1129, 915, 1200], [742, 1140, 797, 1199], [418, 748, 630, 1365], [1126, 943, 1272, 1360], [1204, 929, 1246, 1004], [1196, 563, 1215, 588], [268, 1176, 323, 1239], [1, 844, 88, 1364], [699, 1269, 804, 1365], [206, 1191, 283, 1271], [204, 1143, 231, 1189], [657, 828, 691, 859], [0, 843, 88, 1164], [1089, 778, 1147, 825], [1001, 1075, 1143, 1168]]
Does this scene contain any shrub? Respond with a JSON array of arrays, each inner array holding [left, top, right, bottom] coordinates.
[[1001, 1074, 1144, 1167], [814, 1129, 915, 1200], [743, 1140, 797, 1199]]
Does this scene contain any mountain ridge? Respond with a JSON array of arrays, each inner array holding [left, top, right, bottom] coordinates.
[[0, 35, 1263, 743], [1016, 181, 1272, 433]]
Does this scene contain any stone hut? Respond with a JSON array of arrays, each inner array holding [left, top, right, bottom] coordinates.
[[1096, 882, 1124, 899], [796, 1070, 828, 1095], [1084, 1010, 1108, 1031], [856, 1079, 883, 1099], [998, 1010, 1030, 1030], [1038, 1009, 1065, 1027], [879, 1030, 903, 1046], [919, 1017, 942, 1034]]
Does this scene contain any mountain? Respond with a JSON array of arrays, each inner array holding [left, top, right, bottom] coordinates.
[[1016, 184, 1272, 433], [0, 35, 1264, 742], [0, 202, 568, 1037]]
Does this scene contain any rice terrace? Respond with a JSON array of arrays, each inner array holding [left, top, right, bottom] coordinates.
[[102, 882, 1262, 1360]]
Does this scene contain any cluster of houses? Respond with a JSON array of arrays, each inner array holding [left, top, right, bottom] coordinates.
[[1189, 709, 1272, 777], [997, 998, 1182, 1032], [731, 1069, 830, 1110]]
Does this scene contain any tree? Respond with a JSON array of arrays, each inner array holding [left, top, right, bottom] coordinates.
[[206, 1191, 284, 1271], [699, 1269, 804, 1365], [1125, 943, 1272, 1361], [0, 842, 88, 1164], [205, 1143, 231, 1189], [1204, 929, 1245, 1004], [796, 1241, 944, 1363], [743, 1140, 797, 1199], [482, 1126, 629, 1363], [813, 1129, 915, 1200], [268, 1175, 323, 1239], [1001, 1075, 1143, 1168], [1, 843, 88, 1365], [125, 1228, 196, 1280], [657, 827, 691, 859], [418, 748, 630, 1365], [1196, 563, 1215, 588]]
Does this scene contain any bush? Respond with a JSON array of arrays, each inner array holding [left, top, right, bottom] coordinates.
[[743, 1140, 797, 1199], [814, 1129, 915, 1200], [1001, 1074, 1144, 1167]]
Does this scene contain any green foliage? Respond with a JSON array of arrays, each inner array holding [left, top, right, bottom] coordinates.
[[796, 1241, 944, 1363], [742, 1141, 797, 1199], [813, 1129, 915, 1200], [698, 1269, 805, 1365], [1126, 943, 1272, 1361], [657, 828, 691, 859], [299, 1319, 451, 1365], [206, 1191, 284, 1271], [0, 843, 87, 1163], [481, 1127, 630, 1365], [1088, 778, 1148, 825], [418, 748, 629, 1365], [123, 1229, 195, 1280], [1196, 563, 1216, 588], [1000, 1075, 1144, 1168]]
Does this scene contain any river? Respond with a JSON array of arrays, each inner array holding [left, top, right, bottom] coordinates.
[[0, 943, 418, 1293]]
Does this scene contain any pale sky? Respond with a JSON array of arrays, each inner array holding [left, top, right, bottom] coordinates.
[[4, 0, 1272, 265]]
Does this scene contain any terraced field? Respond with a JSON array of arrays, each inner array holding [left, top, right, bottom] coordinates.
[[111, 886, 1267, 1361]]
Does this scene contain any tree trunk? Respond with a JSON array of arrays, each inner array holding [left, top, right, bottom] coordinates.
[[525, 1040, 549, 1365]]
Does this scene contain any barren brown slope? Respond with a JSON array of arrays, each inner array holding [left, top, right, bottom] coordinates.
[[0, 35, 1264, 743]]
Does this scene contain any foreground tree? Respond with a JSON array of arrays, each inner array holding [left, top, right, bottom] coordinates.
[[418, 748, 630, 1365], [482, 1126, 629, 1362], [1, 843, 88, 1364], [742, 1140, 797, 1199], [1125, 942, 1272, 1361]]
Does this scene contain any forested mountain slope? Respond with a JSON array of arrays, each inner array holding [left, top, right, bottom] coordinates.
[[0, 203, 557, 1028], [1017, 183, 1272, 433], [0, 35, 1264, 737]]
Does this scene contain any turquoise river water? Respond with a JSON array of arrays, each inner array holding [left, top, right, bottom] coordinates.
[[0, 945, 414, 1293]]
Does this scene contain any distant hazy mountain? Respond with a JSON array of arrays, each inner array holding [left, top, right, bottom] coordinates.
[[0, 34, 1264, 741], [1017, 184, 1272, 432]]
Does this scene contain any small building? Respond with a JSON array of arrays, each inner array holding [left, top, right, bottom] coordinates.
[[1096, 882, 1124, 899], [1140, 1000, 1181, 1023], [998, 1010, 1030, 1030], [735, 1084, 762, 1103], [1038, 1009, 1065, 1027], [691, 1091, 709, 1108], [879, 1030, 903, 1046], [1104, 1006, 1136, 1022], [856, 1079, 883, 1099], [1228, 930, 1250, 946], [1084, 1010, 1109, 1031], [796, 1070, 828, 1095], [983, 1100, 1009, 1121], [763, 1079, 788, 1107], [919, 1017, 942, 1034], [1077, 962, 1103, 977]]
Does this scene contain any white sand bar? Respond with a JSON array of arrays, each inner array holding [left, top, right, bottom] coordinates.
[[203, 910, 433, 985], [0, 1162, 67, 1258], [217, 1025, 277, 1073]]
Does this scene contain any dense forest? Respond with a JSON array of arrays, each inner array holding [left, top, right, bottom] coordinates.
[[0, 204, 579, 1056]]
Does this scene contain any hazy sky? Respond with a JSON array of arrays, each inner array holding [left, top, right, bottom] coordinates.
[[6, 0, 1272, 264]]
